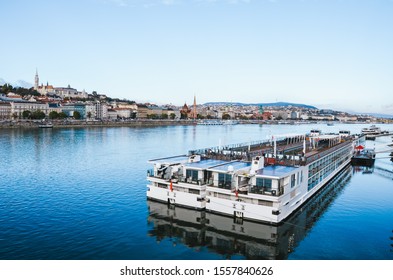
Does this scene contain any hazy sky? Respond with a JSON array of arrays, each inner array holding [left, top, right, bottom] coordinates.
[[1, 0, 393, 113]]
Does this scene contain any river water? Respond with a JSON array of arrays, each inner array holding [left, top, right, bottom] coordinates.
[[0, 123, 392, 259]]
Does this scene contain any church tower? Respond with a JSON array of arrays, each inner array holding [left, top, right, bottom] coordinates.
[[34, 69, 39, 90], [192, 95, 197, 120]]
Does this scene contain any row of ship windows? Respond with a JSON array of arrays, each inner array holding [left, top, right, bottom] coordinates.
[[308, 147, 351, 177], [185, 171, 234, 188], [307, 147, 351, 190], [308, 156, 350, 191]]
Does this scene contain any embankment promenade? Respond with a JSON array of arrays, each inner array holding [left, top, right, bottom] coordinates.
[[0, 119, 197, 129]]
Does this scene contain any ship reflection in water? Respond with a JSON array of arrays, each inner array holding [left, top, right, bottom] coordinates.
[[147, 165, 353, 259]]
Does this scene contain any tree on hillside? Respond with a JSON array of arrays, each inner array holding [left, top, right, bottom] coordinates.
[[1, 83, 13, 93], [1, 83, 40, 96]]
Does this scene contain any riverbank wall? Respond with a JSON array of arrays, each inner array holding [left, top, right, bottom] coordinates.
[[0, 119, 196, 129]]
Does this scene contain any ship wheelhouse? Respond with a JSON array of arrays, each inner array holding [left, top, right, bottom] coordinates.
[[251, 165, 301, 197], [182, 158, 227, 186], [207, 161, 251, 191]]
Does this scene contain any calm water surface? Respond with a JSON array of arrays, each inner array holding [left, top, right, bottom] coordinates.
[[0, 123, 392, 259]]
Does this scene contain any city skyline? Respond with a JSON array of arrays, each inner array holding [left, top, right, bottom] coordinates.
[[1, 0, 393, 113]]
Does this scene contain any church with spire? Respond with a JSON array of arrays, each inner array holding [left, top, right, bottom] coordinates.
[[34, 69, 39, 90], [192, 95, 197, 119], [33, 69, 88, 99], [179, 95, 198, 119], [34, 69, 55, 95]]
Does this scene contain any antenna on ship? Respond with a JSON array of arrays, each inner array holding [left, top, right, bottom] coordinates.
[[273, 135, 277, 158]]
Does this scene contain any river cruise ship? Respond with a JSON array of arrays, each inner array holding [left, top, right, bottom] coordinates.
[[361, 125, 381, 135], [147, 131, 355, 224]]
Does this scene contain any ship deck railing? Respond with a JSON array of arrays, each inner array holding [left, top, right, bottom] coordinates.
[[207, 183, 284, 197], [208, 181, 232, 190], [249, 186, 283, 196], [188, 136, 297, 158], [175, 176, 213, 186], [189, 137, 308, 162], [189, 135, 354, 163]]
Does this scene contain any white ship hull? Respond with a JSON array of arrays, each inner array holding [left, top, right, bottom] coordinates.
[[147, 179, 206, 209], [205, 158, 350, 224], [146, 132, 354, 224]]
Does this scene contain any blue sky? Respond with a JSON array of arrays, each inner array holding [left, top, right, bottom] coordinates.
[[1, 0, 392, 113]]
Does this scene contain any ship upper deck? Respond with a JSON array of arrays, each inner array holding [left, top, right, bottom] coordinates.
[[149, 133, 354, 170], [208, 161, 251, 172], [255, 165, 299, 179], [184, 159, 229, 170]]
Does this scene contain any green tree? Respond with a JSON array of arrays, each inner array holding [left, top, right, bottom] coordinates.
[[22, 110, 31, 119], [31, 110, 45, 120], [49, 111, 59, 119], [222, 113, 231, 120], [170, 113, 176, 120], [73, 111, 81, 120], [148, 114, 159, 119], [161, 113, 168, 119], [2, 83, 13, 94], [58, 112, 68, 119]]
